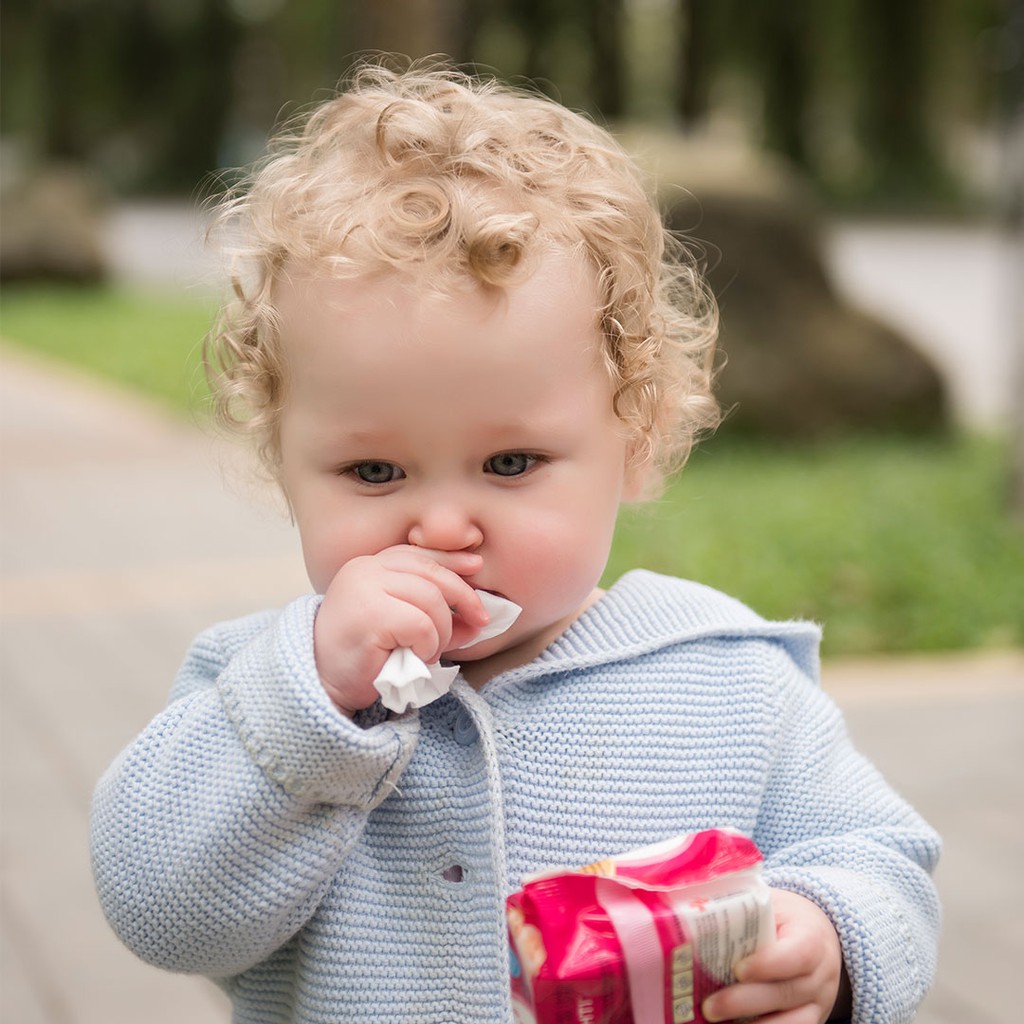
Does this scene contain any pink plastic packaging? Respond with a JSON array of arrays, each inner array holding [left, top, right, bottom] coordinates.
[[507, 829, 775, 1024]]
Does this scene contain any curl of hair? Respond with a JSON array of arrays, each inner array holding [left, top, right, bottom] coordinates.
[[204, 55, 719, 489]]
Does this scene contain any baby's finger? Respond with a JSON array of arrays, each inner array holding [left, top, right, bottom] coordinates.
[[380, 549, 485, 610], [376, 544, 483, 580], [702, 979, 818, 1024], [437, 576, 491, 641], [376, 547, 489, 634], [375, 576, 466, 662], [726, 1008, 823, 1024], [734, 933, 819, 983]]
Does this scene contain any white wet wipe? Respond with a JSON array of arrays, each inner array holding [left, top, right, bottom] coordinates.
[[372, 591, 522, 714]]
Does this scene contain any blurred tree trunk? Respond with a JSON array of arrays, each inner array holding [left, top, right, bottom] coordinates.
[[34, 0, 236, 190], [161, 2, 236, 188], [40, 1, 88, 160], [759, 0, 813, 171], [451, 0, 486, 65], [676, 0, 713, 130], [856, 0, 937, 193], [513, 0, 558, 84], [354, 0, 462, 60], [588, 0, 626, 118]]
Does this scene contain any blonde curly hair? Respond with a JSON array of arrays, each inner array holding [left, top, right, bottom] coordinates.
[[204, 57, 719, 492]]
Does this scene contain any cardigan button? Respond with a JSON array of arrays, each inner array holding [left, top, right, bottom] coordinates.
[[453, 710, 478, 746]]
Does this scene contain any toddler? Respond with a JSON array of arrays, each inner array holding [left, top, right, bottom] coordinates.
[[91, 59, 940, 1023]]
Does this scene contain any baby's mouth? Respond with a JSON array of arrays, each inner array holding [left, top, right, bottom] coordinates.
[[458, 591, 522, 649]]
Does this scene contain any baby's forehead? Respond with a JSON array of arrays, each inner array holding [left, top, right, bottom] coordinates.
[[276, 243, 597, 316], [275, 252, 606, 381]]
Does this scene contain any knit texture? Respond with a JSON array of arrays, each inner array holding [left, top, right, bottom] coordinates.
[[91, 570, 940, 1023]]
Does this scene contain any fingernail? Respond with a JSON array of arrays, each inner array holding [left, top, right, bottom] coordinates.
[[702, 999, 722, 1023]]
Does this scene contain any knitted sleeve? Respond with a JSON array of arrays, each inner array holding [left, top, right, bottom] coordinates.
[[90, 596, 418, 976], [752, 644, 941, 1024]]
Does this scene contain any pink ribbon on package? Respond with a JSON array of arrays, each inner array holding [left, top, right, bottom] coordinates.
[[506, 829, 775, 1024], [594, 878, 666, 1024]]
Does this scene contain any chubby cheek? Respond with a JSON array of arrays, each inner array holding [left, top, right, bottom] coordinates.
[[295, 506, 389, 595], [299, 529, 349, 595], [495, 510, 613, 616]]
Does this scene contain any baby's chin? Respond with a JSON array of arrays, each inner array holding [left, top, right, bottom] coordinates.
[[447, 630, 540, 688], [447, 631, 512, 663]]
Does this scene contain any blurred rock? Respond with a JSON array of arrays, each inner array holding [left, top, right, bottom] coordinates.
[[1, 161, 108, 284], [620, 129, 949, 437]]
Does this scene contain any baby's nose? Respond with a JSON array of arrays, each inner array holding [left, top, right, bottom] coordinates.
[[407, 503, 483, 553]]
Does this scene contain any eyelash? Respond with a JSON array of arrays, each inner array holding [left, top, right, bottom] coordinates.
[[484, 452, 542, 477], [340, 461, 406, 485], [339, 452, 547, 485]]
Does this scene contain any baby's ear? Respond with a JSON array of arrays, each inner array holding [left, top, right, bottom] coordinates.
[[622, 452, 655, 504]]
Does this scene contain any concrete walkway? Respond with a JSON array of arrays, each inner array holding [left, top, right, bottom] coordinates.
[[1, 345, 1021, 1023]]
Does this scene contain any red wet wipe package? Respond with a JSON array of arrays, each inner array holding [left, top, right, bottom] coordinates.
[[507, 829, 774, 1024]]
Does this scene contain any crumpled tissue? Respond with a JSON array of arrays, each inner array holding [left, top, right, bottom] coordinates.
[[372, 590, 522, 714]]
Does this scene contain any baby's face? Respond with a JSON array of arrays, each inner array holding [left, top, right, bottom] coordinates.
[[275, 251, 639, 679]]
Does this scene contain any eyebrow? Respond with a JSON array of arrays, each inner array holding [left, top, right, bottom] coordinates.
[[338, 429, 400, 445], [312, 424, 408, 449], [310, 405, 586, 454]]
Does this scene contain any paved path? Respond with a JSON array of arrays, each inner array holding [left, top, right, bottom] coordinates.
[[1, 345, 1021, 1022]]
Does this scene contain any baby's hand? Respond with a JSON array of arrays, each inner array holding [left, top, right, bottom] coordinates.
[[313, 545, 487, 716], [703, 889, 850, 1024]]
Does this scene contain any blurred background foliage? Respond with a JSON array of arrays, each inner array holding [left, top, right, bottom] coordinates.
[[0, 0, 1018, 209], [3, 0, 1019, 435], [1, 0, 1022, 654]]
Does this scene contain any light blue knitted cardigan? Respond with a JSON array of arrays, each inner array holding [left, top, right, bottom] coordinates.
[[91, 570, 940, 1023]]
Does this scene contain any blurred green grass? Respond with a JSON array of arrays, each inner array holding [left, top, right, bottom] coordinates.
[[608, 437, 1023, 656], [1, 283, 216, 412], [3, 283, 1022, 657]]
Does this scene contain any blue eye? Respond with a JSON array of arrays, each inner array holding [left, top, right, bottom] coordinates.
[[485, 453, 535, 477], [351, 461, 405, 484]]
